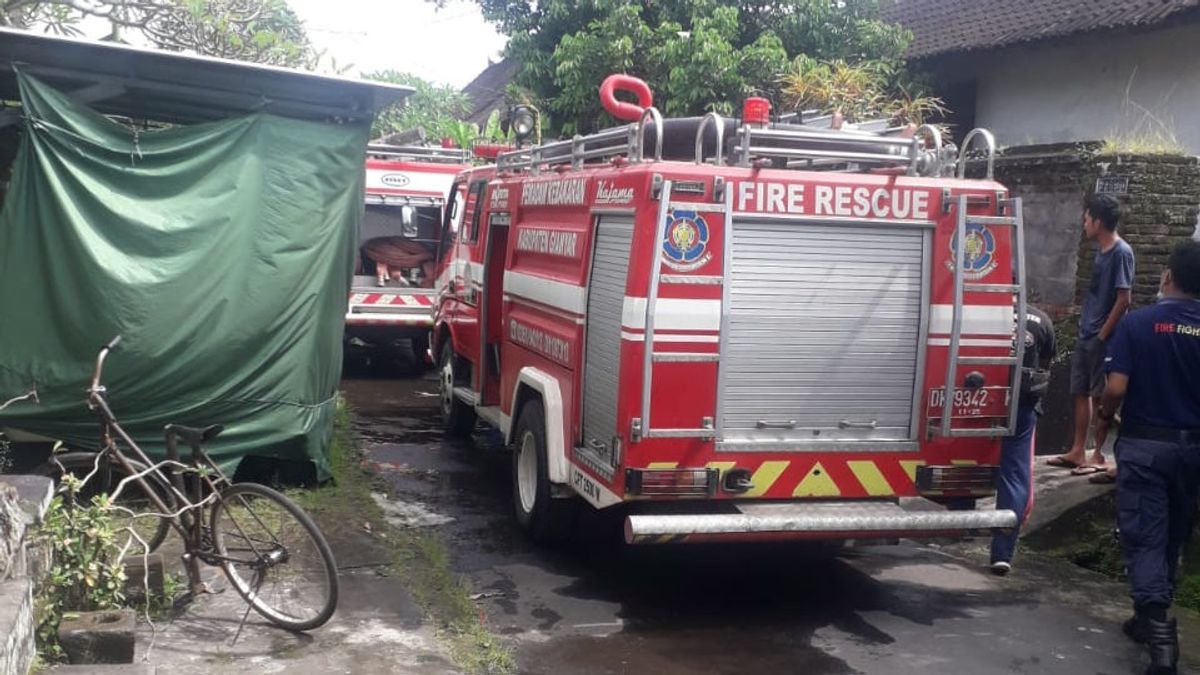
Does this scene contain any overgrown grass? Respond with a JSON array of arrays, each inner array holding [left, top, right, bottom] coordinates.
[[1099, 134, 1186, 156], [292, 397, 515, 674], [1027, 491, 1200, 613], [1099, 70, 1187, 157]]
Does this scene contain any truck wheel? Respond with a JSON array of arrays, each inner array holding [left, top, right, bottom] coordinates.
[[511, 399, 576, 544], [439, 342, 476, 437]]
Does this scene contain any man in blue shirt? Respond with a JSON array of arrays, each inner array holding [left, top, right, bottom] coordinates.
[[1048, 194, 1134, 473], [1099, 241, 1200, 675]]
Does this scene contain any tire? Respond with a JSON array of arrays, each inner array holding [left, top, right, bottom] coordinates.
[[36, 452, 174, 554], [210, 482, 338, 632], [511, 399, 576, 544], [439, 342, 476, 437]]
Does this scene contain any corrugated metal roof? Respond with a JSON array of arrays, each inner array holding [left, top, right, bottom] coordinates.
[[882, 0, 1200, 58], [0, 27, 412, 124]]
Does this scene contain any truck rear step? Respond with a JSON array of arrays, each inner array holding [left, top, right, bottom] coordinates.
[[624, 499, 1017, 544]]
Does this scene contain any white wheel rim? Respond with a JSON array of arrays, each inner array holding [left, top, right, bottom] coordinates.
[[517, 431, 538, 514], [440, 357, 455, 416]]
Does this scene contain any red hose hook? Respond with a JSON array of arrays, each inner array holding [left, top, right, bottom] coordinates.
[[599, 74, 654, 122]]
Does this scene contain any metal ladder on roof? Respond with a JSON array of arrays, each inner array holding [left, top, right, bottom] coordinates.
[[939, 193, 1028, 437]]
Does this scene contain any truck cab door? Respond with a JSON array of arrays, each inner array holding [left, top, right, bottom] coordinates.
[[444, 178, 488, 376], [435, 181, 468, 348]]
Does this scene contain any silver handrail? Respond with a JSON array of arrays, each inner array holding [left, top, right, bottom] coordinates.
[[366, 144, 471, 163], [495, 111, 997, 179], [957, 128, 997, 180], [909, 124, 944, 177], [637, 107, 664, 162], [694, 112, 725, 165]]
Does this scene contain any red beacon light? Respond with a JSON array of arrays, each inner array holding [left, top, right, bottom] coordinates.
[[472, 143, 514, 160], [742, 97, 771, 127]]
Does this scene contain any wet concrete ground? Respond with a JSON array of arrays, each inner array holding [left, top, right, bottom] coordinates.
[[343, 357, 1196, 675]]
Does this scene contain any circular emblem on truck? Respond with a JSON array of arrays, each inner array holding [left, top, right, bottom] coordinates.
[[947, 223, 998, 280], [661, 209, 711, 272], [380, 173, 411, 188]]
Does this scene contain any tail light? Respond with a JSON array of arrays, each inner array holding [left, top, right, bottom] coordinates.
[[626, 468, 717, 497], [916, 465, 999, 497]]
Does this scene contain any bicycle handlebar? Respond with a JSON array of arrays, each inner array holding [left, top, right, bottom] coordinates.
[[90, 335, 122, 394]]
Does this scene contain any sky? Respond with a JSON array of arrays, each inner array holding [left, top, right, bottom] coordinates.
[[286, 0, 509, 87]]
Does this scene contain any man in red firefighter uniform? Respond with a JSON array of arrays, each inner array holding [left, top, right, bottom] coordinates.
[[1098, 241, 1200, 675]]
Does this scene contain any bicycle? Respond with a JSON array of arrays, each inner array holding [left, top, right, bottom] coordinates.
[[51, 336, 339, 632]]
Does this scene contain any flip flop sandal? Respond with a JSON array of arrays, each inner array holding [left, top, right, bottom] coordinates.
[[1046, 456, 1082, 469], [1071, 465, 1106, 476]]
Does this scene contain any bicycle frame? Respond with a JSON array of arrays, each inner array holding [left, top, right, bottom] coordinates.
[[84, 338, 284, 596]]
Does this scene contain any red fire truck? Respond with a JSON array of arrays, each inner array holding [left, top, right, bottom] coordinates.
[[434, 76, 1026, 545], [346, 144, 470, 360]]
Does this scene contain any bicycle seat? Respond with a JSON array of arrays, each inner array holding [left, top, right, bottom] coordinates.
[[165, 423, 224, 446]]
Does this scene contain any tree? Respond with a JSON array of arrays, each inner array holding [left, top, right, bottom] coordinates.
[[441, 0, 919, 135], [362, 70, 473, 142], [1, 0, 317, 68]]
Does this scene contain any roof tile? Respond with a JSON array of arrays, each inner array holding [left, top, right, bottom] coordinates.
[[882, 0, 1200, 58]]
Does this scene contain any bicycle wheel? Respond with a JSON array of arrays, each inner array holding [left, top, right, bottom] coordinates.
[[210, 482, 338, 631], [36, 452, 174, 554]]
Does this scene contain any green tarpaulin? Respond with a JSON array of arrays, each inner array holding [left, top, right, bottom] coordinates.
[[0, 70, 368, 480]]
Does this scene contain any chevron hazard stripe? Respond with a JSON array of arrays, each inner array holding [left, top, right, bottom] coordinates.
[[630, 457, 981, 500]]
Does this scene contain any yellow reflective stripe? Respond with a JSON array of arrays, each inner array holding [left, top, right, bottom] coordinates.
[[900, 460, 925, 483], [794, 462, 841, 497], [951, 459, 979, 466], [647, 462, 679, 469], [847, 461, 894, 496], [744, 460, 789, 497]]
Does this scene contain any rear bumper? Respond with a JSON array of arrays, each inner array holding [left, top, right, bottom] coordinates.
[[347, 286, 436, 328], [344, 311, 434, 327], [624, 499, 1017, 544]]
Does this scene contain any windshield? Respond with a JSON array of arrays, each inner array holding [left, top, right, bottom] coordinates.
[[361, 204, 441, 244]]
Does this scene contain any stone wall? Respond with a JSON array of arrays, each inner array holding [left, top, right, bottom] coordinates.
[[0, 476, 53, 675], [992, 143, 1102, 318], [993, 143, 1200, 319], [990, 143, 1200, 453], [1081, 154, 1200, 308]]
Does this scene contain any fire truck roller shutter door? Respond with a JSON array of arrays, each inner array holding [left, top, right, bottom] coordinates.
[[722, 220, 926, 444], [583, 216, 636, 466]]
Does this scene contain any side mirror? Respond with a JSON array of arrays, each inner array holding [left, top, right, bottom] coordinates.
[[400, 205, 418, 238]]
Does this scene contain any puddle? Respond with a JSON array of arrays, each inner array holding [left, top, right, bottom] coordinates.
[[371, 492, 455, 528]]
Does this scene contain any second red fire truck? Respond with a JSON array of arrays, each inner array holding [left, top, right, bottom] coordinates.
[[434, 76, 1026, 545], [345, 144, 470, 361]]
